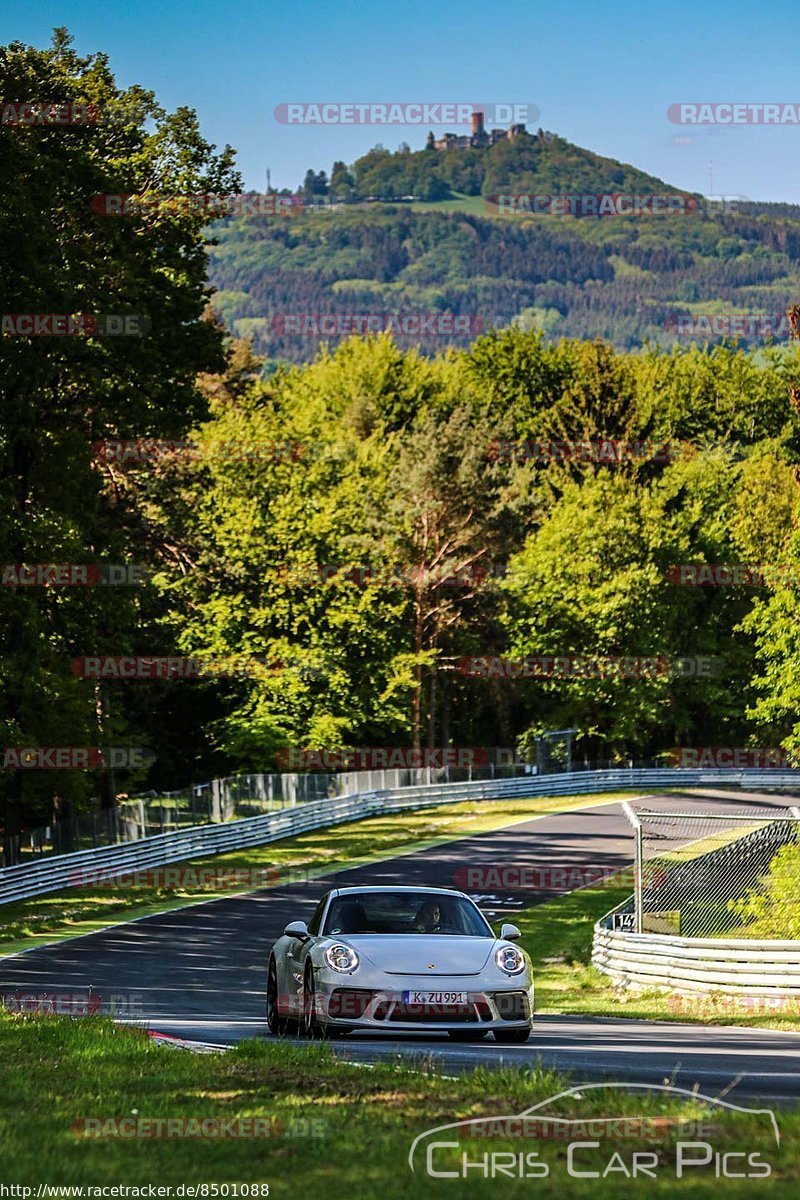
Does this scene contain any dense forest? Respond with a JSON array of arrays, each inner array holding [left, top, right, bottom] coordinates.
[[5, 34, 800, 846], [209, 185, 800, 362]]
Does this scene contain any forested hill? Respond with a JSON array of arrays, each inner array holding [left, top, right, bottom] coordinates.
[[207, 131, 800, 364], [318, 129, 686, 203]]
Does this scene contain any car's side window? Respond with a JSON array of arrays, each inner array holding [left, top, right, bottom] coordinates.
[[306, 896, 327, 937]]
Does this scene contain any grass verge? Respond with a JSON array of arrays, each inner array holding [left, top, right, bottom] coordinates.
[[0, 1012, 794, 1194]]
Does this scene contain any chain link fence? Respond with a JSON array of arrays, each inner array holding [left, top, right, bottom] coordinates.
[[630, 806, 800, 937], [3, 761, 536, 866]]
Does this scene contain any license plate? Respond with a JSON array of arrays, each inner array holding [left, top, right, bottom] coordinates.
[[401, 990, 468, 1005]]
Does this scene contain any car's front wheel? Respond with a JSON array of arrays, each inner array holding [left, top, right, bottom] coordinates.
[[266, 958, 297, 1037], [303, 964, 321, 1038], [302, 966, 352, 1039], [494, 1026, 532, 1044]]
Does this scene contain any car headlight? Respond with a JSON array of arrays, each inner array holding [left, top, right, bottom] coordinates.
[[495, 945, 526, 975], [323, 944, 359, 973]]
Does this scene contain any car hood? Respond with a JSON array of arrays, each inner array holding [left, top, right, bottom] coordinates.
[[339, 935, 497, 976]]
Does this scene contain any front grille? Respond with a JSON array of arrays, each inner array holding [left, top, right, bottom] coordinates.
[[328, 989, 374, 1018], [386, 1002, 479, 1023], [494, 992, 529, 1021]]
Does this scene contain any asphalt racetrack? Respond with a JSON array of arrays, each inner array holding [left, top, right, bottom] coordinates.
[[2, 789, 800, 1102]]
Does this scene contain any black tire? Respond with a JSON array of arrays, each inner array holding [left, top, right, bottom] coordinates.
[[302, 966, 353, 1039], [494, 1026, 532, 1044], [448, 1030, 489, 1042], [266, 958, 297, 1037], [303, 965, 323, 1038]]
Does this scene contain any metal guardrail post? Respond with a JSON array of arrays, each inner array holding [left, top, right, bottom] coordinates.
[[635, 822, 643, 934], [621, 801, 643, 934], [210, 779, 222, 823]]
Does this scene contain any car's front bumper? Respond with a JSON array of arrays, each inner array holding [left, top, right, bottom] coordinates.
[[315, 978, 534, 1031]]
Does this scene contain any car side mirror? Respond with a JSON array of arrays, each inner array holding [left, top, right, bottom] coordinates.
[[500, 923, 521, 942], [285, 920, 309, 941]]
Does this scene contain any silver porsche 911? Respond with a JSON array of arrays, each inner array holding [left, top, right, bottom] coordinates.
[[266, 884, 534, 1041]]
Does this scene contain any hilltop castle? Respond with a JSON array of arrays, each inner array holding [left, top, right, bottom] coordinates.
[[432, 111, 526, 151]]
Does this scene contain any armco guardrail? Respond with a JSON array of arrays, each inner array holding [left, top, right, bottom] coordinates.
[[3, 766, 800, 907], [592, 925, 800, 996], [0, 776, 521, 906], [0, 789, 383, 907]]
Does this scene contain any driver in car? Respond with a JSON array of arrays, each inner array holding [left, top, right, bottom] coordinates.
[[414, 899, 442, 932]]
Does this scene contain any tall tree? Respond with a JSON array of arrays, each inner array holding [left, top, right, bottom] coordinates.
[[0, 30, 239, 854]]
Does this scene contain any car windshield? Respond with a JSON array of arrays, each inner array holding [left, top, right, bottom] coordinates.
[[323, 892, 492, 937]]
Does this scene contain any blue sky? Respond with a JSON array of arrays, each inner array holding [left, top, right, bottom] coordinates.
[[4, 0, 800, 201]]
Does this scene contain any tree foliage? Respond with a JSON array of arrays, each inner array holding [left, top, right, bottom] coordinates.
[[7, 32, 800, 844]]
